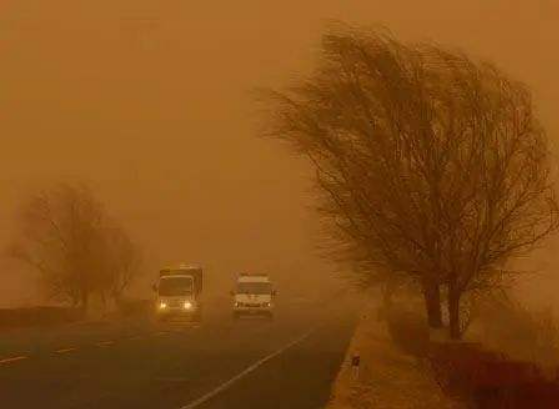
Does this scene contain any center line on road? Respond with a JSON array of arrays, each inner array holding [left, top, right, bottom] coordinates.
[[178, 328, 317, 409], [55, 347, 78, 354], [0, 356, 28, 365]]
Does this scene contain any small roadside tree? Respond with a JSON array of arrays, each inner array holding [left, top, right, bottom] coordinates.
[[262, 24, 558, 339], [8, 183, 142, 313], [102, 224, 143, 305]]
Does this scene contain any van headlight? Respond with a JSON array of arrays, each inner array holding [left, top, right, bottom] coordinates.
[[159, 302, 167, 309], [183, 301, 193, 310]]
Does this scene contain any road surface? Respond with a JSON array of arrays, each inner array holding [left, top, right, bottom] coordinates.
[[0, 297, 358, 409]]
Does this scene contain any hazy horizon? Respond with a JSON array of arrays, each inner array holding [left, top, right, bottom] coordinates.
[[1, 0, 558, 308]]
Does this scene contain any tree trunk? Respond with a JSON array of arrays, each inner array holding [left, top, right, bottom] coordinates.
[[80, 290, 89, 315], [448, 283, 462, 340], [381, 280, 394, 310], [71, 296, 79, 308], [422, 281, 443, 329], [101, 291, 108, 314]]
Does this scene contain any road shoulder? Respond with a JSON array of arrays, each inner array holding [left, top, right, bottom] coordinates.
[[325, 303, 461, 409]]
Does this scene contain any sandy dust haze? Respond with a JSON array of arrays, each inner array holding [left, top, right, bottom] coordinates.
[[1, 1, 558, 307]]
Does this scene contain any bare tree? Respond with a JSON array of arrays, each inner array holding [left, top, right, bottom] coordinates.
[[103, 224, 143, 305], [262, 24, 558, 339], [8, 183, 142, 312]]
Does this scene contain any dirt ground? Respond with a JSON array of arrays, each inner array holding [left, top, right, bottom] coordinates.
[[325, 302, 463, 409]]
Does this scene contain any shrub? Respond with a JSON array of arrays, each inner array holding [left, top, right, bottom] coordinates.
[[385, 307, 430, 356]]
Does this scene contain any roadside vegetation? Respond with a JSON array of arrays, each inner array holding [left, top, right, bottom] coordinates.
[[261, 22, 558, 341], [262, 22, 559, 407], [5, 183, 143, 317]]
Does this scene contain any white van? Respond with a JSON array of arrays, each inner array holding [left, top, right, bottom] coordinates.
[[232, 274, 276, 319]]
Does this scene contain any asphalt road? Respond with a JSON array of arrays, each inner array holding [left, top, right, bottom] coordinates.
[[0, 297, 358, 409]]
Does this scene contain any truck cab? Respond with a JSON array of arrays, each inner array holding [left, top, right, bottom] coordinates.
[[232, 273, 275, 319], [154, 264, 203, 321]]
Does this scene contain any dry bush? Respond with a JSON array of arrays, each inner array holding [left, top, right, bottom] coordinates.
[[475, 298, 559, 366], [385, 306, 430, 357]]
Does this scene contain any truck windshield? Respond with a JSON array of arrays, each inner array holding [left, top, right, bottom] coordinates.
[[159, 277, 193, 296], [236, 282, 272, 295]]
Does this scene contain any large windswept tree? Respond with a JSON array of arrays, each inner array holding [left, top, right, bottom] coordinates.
[[263, 24, 558, 339]]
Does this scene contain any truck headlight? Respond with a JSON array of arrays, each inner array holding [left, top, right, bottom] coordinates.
[[183, 301, 193, 310], [159, 302, 167, 309]]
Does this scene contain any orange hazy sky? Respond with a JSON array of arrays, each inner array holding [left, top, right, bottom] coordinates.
[[1, 1, 558, 306]]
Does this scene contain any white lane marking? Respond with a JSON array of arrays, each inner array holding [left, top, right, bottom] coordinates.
[[178, 328, 316, 409], [96, 341, 115, 347], [55, 347, 78, 354], [156, 377, 190, 383], [127, 335, 145, 341], [0, 355, 28, 365], [170, 327, 198, 334]]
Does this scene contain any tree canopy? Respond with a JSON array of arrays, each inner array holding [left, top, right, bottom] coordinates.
[[263, 24, 558, 338], [8, 183, 143, 312]]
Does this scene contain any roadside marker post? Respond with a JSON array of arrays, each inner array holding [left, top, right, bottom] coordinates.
[[351, 352, 361, 381]]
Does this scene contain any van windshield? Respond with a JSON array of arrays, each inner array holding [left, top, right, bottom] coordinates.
[[159, 277, 193, 296], [236, 282, 272, 295]]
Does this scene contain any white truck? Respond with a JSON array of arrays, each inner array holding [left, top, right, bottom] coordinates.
[[153, 264, 203, 322], [231, 273, 276, 319]]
